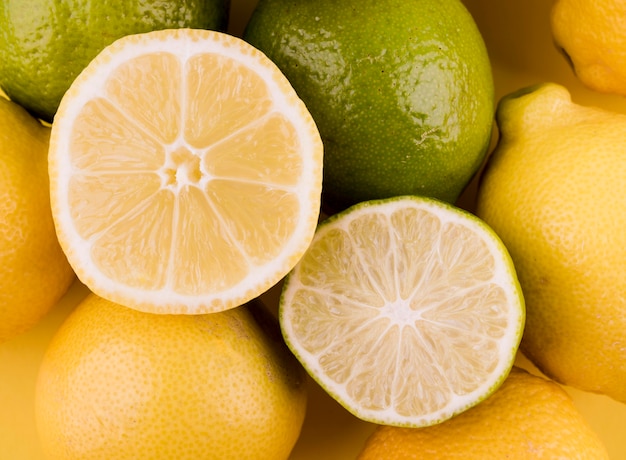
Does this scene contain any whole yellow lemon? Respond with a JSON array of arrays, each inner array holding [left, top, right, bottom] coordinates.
[[476, 83, 626, 402], [552, 0, 626, 96], [356, 367, 608, 459], [0, 96, 75, 343], [35, 294, 308, 460]]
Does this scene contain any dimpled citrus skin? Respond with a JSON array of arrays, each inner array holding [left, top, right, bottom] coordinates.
[[0, 96, 75, 343], [0, 0, 229, 122], [356, 367, 609, 459], [552, 0, 626, 96], [243, 0, 494, 211], [35, 294, 308, 460], [476, 83, 626, 401]]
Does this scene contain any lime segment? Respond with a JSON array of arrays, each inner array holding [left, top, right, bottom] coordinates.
[[279, 195, 525, 427]]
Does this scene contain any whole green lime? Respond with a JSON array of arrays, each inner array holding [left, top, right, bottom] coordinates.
[[0, 0, 230, 122], [244, 0, 494, 211]]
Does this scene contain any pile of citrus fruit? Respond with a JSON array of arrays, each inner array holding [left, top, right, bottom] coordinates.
[[3, 0, 626, 458]]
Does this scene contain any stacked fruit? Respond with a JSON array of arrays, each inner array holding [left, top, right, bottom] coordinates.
[[2, 0, 626, 458]]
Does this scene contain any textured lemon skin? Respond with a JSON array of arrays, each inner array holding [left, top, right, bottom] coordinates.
[[0, 97, 75, 343], [552, 0, 626, 96], [356, 367, 609, 459], [244, 0, 494, 211], [35, 294, 308, 460], [0, 0, 230, 122], [476, 83, 626, 401]]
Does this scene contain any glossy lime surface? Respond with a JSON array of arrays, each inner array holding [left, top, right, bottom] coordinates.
[[244, 0, 494, 210]]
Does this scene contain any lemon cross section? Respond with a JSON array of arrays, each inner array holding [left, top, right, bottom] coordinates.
[[279, 196, 525, 427], [49, 29, 323, 314]]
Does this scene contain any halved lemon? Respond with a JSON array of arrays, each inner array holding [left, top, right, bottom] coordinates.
[[279, 196, 525, 427], [49, 29, 323, 314]]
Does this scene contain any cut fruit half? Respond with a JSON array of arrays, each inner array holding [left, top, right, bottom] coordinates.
[[279, 196, 525, 427], [49, 29, 323, 314]]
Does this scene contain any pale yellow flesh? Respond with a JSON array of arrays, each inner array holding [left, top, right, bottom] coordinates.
[[66, 51, 303, 296]]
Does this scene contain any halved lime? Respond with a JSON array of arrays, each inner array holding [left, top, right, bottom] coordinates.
[[279, 196, 525, 427]]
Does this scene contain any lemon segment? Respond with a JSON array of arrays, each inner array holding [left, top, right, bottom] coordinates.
[[279, 196, 524, 427], [49, 29, 323, 314]]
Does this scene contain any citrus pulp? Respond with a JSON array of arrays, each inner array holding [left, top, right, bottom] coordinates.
[[48, 29, 323, 314], [280, 195, 524, 427]]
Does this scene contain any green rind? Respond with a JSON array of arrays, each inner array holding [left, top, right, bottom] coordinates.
[[0, 0, 230, 122], [244, 0, 494, 211]]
